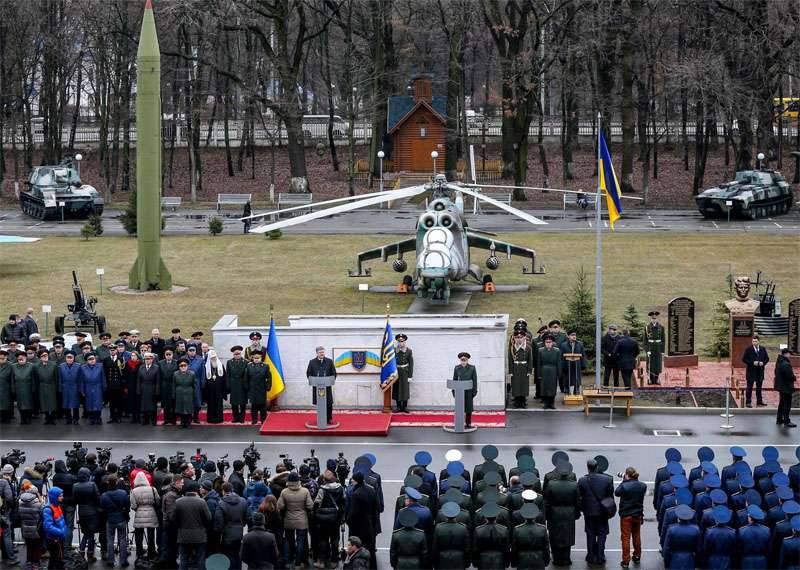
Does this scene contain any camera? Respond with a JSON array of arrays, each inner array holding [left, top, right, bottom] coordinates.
[[303, 449, 321, 479], [168, 451, 185, 475], [1, 448, 26, 471], [191, 448, 207, 480], [95, 447, 112, 468], [279, 454, 295, 471], [146, 452, 156, 472], [242, 443, 261, 478], [65, 441, 88, 465], [118, 454, 134, 486], [216, 454, 230, 476], [335, 452, 350, 485]]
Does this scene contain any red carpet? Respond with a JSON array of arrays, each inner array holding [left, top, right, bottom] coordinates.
[[156, 409, 256, 427], [259, 411, 392, 436], [390, 411, 506, 428]]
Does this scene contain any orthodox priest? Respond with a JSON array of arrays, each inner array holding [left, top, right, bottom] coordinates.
[[509, 331, 533, 408], [393, 333, 413, 413], [645, 311, 665, 385]]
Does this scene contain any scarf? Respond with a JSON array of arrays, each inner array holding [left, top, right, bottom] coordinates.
[[205, 350, 224, 377]]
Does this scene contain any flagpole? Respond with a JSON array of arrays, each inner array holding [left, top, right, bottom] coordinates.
[[595, 112, 603, 389]]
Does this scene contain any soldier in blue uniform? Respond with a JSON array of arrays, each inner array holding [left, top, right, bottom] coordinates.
[[736, 505, 770, 567], [689, 447, 716, 485], [703, 505, 736, 569], [721, 447, 751, 493], [733, 489, 762, 529], [663, 504, 702, 570], [771, 487, 798, 528], [754, 446, 781, 481], [772, 501, 800, 568], [661, 488, 693, 549], [699, 489, 729, 533], [789, 446, 800, 497], [406, 451, 438, 502], [654, 449, 683, 511], [658, 472, 688, 534], [730, 473, 756, 512], [769, 473, 793, 510], [694, 472, 722, 515], [756, 460, 782, 496], [779, 514, 800, 569], [691, 463, 719, 497], [395, 486, 433, 548]]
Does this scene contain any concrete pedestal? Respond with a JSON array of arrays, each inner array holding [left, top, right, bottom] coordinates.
[[729, 314, 755, 369], [664, 354, 699, 368]]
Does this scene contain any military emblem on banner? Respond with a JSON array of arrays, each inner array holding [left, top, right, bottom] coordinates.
[[351, 350, 368, 370], [333, 348, 381, 373]]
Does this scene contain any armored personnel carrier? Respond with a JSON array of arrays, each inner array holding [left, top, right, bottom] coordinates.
[[19, 158, 103, 220], [695, 169, 794, 219]]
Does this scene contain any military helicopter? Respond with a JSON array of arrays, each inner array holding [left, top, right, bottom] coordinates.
[[244, 174, 548, 304]]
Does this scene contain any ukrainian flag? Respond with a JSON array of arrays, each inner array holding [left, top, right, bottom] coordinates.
[[598, 131, 623, 229], [265, 317, 285, 400], [380, 321, 398, 387]]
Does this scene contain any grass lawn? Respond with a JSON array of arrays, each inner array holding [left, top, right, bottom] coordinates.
[[1, 232, 797, 354]]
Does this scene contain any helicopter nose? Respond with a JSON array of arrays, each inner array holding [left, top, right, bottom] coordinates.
[[420, 227, 454, 274]]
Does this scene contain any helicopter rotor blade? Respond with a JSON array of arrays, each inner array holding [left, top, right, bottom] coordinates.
[[450, 184, 547, 225], [462, 182, 644, 201], [241, 188, 410, 222], [250, 184, 429, 234]]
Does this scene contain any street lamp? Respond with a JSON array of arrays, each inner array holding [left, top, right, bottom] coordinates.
[[757, 152, 765, 171], [377, 150, 385, 193], [431, 150, 438, 176], [75, 153, 82, 178]]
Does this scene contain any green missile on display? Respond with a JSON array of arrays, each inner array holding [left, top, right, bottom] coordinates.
[[129, 0, 172, 290]]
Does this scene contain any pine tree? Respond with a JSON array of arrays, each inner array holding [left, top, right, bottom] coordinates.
[[208, 216, 224, 236], [561, 265, 602, 366], [119, 190, 137, 235], [704, 273, 733, 357], [622, 304, 645, 343]]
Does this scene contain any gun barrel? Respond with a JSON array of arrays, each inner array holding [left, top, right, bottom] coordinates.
[[72, 271, 78, 285]]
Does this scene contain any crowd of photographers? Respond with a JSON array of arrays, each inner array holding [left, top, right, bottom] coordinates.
[[2, 444, 800, 570]]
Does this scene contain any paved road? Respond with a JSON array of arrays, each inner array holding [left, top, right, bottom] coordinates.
[[2, 410, 798, 569], [2, 206, 799, 237]]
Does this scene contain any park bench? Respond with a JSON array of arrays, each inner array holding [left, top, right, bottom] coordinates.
[[582, 388, 634, 417], [482, 191, 513, 206], [160, 197, 182, 211], [563, 191, 597, 211], [217, 193, 252, 212], [277, 192, 313, 217]]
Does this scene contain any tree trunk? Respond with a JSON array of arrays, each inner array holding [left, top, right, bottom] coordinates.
[[679, 18, 688, 171], [320, 26, 339, 171], [619, 0, 636, 193], [68, 51, 82, 155], [368, 0, 394, 179]]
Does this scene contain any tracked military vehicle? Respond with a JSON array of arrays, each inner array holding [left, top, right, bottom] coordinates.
[[19, 158, 103, 220], [695, 169, 794, 220]]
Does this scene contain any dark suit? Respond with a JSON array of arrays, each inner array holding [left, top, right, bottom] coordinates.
[[612, 335, 639, 389], [601, 333, 619, 387], [306, 357, 336, 423], [774, 355, 796, 424], [578, 472, 614, 564], [347, 483, 380, 567], [742, 345, 769, 405]]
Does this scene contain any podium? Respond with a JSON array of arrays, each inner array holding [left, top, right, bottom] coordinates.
[[563, 353, 583, 405], [306, 375, 340, 430], [443, 379, 477, 433]]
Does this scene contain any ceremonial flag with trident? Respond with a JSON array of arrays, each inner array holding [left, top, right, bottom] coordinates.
[[380, 312, 398, 391]]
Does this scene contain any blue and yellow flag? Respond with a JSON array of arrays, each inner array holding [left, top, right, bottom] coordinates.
[[265, 317, 285, 400], [598, 131, 623, 229], [380, 321, 398, 387]]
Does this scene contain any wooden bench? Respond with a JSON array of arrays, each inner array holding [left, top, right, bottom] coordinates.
[[160, 197, 182, 211], [483, 191, 513, 206], [277, 192, 313, 217], [217, 193, 252, 212], [563, 191, 597, 211], [582, 388, 634, 417]]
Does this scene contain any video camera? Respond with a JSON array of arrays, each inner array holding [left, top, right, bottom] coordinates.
[[146, 452, 157, 472], [279, 454, 295, 471], [168, 451, 185, 475], [95, 447, 112, 468], [242, 442, 260, 478], [216, 454, 230, 476], [118, 454, 135, 485], [303, 449, 321, 479], [335, 452, 350, 485], [65, 442, 88, 465], [1, 449, 26, 471], [191, 448, 207, 480]]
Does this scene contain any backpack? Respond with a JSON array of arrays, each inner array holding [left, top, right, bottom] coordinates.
[[64, 549, 89, 570]]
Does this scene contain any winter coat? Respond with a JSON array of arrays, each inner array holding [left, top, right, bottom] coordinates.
[[0, 362, 13, 412], [343, 547, 371, 570], [100, 487, 130, 526], [173, 370, 196, 415], [214, 492, 249, 544], [615, 479, 647, 518], [19, 467, 44, 494], [51, 461, 76, 507], [42, 486, 67, 541], [246, 362, 272, 406], [663, 521, 702, 569], [314, 481, 345, 525], [72, 468, 101, 533], [162, 485, 181, 526], [12, 363, 35, 410], [511, 521, 550, 569], [130, 472, 159, 528], [228, 471, 246, 497], [543, 474, 581, 549], [186, 355, 205, 408], [390, 526, 428, 570], [432, 520, 471, 569], [18, 489, 42, 540], [78, 363, 106, 412], [240, 526, 279, 570], [346, 483, 379, 550], [174, 492, 211, 544], [158, 358, 178, 407], [775, 355, 797, 394], [137, 363, 161, 412], [205, 490, 221, 521], [474, 521, 509, 569], [277, 480, 313, 530], [34, 361, 60, 413], [245, 481, 271, 519], [58, 362, 81, 408], [226, 358, 249, 406]]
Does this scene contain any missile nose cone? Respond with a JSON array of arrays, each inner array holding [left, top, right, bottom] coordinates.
[[138, 0, 159, 59], [145, 0, 152, 8]]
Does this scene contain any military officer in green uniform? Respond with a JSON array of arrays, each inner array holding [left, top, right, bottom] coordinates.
[[433, 501, 471, 569], [393, 334, 413, 413], [473, 489, 511, 528], [645, 310, 665, 385], [547, 320, 567, 348], [536, 335, 561, 410], [246, 352, 272, 425], [226, 345, 249, 423], [173, 358, 196, 428], [438, 483, 471, 515], [13, 352, 35, 424], [95, 332, 114, 362], [473, 445, 508, 489], [532, 326, 547, 400], [34, 349, 59, 425], [49, 341, 67, 365], [543, 460, 581, 567], [511, 503, 550, 569], [0, 349, 14, 423], [473, 501, 509, 568], [509, 332, 533, 409], [452, 352, 478, 429], [476, 472, 509, 510], [390, 508, 428, 570], [158, 348, 178, 425]]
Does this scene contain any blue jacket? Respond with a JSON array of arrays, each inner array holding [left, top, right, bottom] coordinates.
[[58, 362, 81, 408], [789, 463, 800, 493], [187, 355, 205, 407], [654, 465, 671, 509], [78, 363, 106, 412], [779, 535, 800, 570], [245, 481, 270, 517], [737, 523, 770, 568], [100, 488, 130, 525], [663, 521, 702, 569], [660, 506, 681, 548], [693, 491, 713, 518], [42, 486, 68, 541], [703, 525, 736, 569]]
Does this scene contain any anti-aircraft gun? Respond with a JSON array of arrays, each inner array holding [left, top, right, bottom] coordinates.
[[54, 271, 108, 334]]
